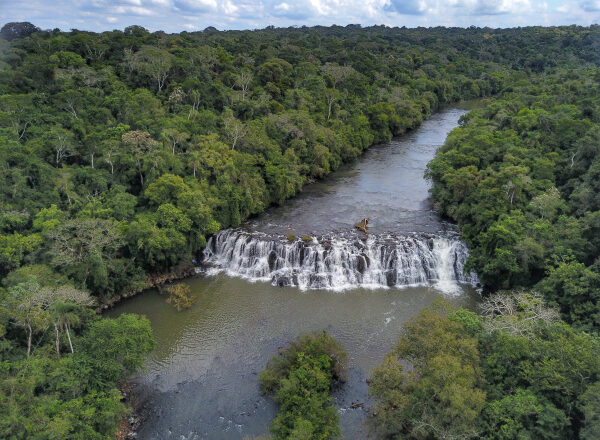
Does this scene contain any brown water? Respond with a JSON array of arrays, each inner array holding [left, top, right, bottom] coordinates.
[[107, 106, 481, 439]]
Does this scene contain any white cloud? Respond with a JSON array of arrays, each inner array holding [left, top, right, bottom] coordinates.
[[221, 0, 239, 14], [556, 2, 571, 13], [114, 5, 157, 15], [274, 2, 291, 12], [386, 0, 534, 16], [174, 0, 218, 12], [580, 0, 600, 11], [271, 0, 315, 19], [386, 0, 427, 15], [473, 0, 533, 15]]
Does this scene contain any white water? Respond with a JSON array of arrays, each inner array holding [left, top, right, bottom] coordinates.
[[201, 229, 478, 295], [109, 108, 482, 440]]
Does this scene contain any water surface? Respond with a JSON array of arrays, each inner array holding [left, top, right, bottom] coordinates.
[[107, 107, 479, 439], [250, 109, 467, 236]]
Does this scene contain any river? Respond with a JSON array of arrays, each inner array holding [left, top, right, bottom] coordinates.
[[107, 107, 481, 439]]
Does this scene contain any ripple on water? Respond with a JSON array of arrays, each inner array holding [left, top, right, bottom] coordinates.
[[107, 107, 482, 440]]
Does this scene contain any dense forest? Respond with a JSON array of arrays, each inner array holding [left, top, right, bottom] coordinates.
[[0, 21, 599, 438], [370, 295, 600, 439], [374, 65, 600, 440], [427, 69, 600, 332]]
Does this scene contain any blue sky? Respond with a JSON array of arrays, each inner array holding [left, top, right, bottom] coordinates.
[[0, 0, 598, 32]]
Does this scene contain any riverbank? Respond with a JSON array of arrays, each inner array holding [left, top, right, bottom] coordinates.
[[99, 100, 486, 313], [114, 382, 152, 440], [99, 264, 196, 312], [106, 107, 482, 439]]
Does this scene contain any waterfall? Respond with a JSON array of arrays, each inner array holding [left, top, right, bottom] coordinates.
[[200, 229, 479, 295]]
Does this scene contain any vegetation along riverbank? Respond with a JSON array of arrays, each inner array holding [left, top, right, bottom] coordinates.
[[0, 21, 599, 438]]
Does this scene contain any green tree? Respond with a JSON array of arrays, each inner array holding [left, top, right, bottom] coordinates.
[[164, 283, 195, 311], [579, 382, 600, 440], [77, 313, 155, 390], [369, 300, 485, 439], [536, 261, 600, 331], [131, 46, 174, 91], [260, 331, 347, 440], [0, 22, 39, 41], [6, 279, 48, 357], [48, 218, 124, 290], [46, 285, 94, 354], [121, 130, 161, 186]]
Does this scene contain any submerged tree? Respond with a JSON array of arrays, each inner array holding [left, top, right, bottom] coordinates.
[[164, 283, 195, 311]]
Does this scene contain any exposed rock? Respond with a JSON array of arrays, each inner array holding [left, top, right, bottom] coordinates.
[[268, 250, 277, 271], [354, 217, 370, 233], [99, 265, 196, 312]]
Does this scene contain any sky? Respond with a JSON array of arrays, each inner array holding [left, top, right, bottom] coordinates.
[[0, 0, 598, 33]]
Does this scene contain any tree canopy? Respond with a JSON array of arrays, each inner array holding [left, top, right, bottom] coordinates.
[[427, 69, 600, 331], [1, 23, 598, 304], [1, 22, 599, 439], [370, 297, 600, 440]]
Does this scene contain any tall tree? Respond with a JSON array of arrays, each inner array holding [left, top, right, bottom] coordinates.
[[132, 46, 174, 92], [369, 301, 486, 439], [48, 218, 124, 287], [46, 285, 94, 354], [7, 279, 48, 357], [121, 130, 161, 186]]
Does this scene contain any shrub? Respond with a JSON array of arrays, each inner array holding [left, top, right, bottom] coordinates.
[[259, 331, 347, 440]]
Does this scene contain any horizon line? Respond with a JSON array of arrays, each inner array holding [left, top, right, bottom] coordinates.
[[4, 20, 600, 35]]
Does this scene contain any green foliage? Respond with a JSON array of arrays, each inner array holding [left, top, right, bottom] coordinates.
[[0, 306, 154, 439], [448, 307, 483, 336], [0, 232, 42, 277], [0, 22, 39, 41], [369, 300, 485, 439], [579, 382, 600, 440], [371, 297, 600, 440], [537, 261, 600, 332], [481, 388, 568, 440], [77, 313, 155, 390], [1, 22, 600, 439], [2, 24, 598, 305], [477, 298, 600, 439], [427, 69, 600, 329], [163, 283, 195, 311], [259, 331, 347, 440]]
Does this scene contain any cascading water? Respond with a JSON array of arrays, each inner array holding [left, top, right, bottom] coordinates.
[[109, 108, 484, 440], [201, 229, 479, 295]]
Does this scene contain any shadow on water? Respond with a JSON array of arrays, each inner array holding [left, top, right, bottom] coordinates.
[[107, 106, 481, 439]]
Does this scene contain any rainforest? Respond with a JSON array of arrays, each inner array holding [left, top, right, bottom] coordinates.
[[1, 21, 600, 439]]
